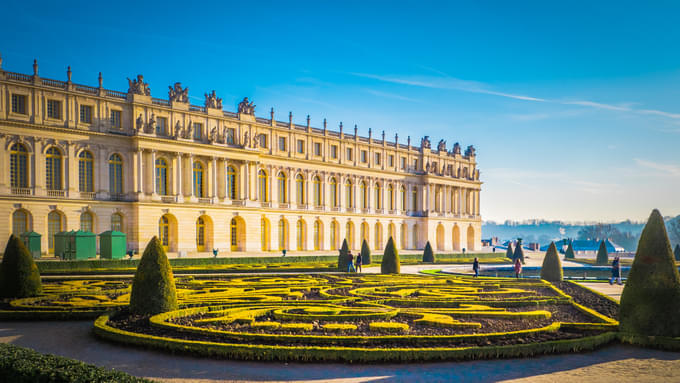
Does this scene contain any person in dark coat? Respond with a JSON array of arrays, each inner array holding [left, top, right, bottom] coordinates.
[[356, 252, 363, 273], [514, 257, 522, 279], [472, 257, 480, 277], [347, 251, 356, 273], [609, 256, 622, 285]]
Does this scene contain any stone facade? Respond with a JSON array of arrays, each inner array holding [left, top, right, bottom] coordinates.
[[0, 58, 482, 256]]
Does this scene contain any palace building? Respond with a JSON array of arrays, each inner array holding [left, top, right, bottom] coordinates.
[[0, 56, 482, 256]]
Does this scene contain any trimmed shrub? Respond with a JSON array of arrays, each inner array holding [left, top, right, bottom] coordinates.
[[0, 235, 42, 298], [674, 244, 680, 262], [381, 237, 400, 274], [337, 239, 350, 271], [361, 239, 372, 265], [540, 242, 563, 282], [505, 243, 514, 259], [422, 241, 435, 262], [620, 209, 680, 337], [565, 241, 575, 259], [595, 240, 609, 265], [129, 236, 178, 315], [513, 239, 525, 264]]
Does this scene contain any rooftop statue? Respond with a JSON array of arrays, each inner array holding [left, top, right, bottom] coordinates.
[[421, 136, 431, 149], [465, 145, 476, 157], [452, 142, 461, 155], [238, 97, 256, 115], [437, 139, 446, 152], [205, 90, 222, 109], [168, 82, 189, 103], [127, 74, 151, 96]]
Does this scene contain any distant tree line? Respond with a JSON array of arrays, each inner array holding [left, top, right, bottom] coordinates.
[[576, 223, 640, 251]]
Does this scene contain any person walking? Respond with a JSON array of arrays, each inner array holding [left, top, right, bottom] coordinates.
[[347, 251, 356, 273], [514, 257, 522, 279], [356, 252, 363, 273], [609, 255, 622, 285], [473, 257, 480, 277]]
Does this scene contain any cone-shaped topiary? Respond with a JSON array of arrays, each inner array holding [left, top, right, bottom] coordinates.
[[565, 241, 575, 259], [505, 243, 514, 259], [513, 239, 525, 264], [381, 237, 400, 274], [674, 244, 680, 262], [540, 242, 563, 282], [0, 235, 42, 298], [129, 236, 178, 315], [619, 209, 680, 337], [422, 241, 435, 262], [595, 240, 609, 265], [361, 239, 372, 265], [337, 239, 350, 271]]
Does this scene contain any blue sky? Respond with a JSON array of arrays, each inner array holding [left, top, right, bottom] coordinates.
[[2, 1, 679, 222]]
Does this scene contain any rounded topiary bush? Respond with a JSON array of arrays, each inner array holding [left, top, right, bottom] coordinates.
[[505, 243, 513, 259], [0, 235, 42, 298], [129, 236, 178, 315], [674, 244, 680, 262], [619, 209, 680, 337], [361, 239, 371, 265], [422, 241, 435, 263], [595, 240, 609, 265], [540, 242, 563, 282], [337, 239, 350, 272], [381, 237, 400, 274], [513, 239, 525, 264], [565, 241, 575, 259]]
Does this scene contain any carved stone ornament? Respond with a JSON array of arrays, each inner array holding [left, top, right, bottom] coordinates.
[[437, 139, 446, 152], [173, 120, 182, 139], [421, 136, 431, 149], [465, 145, 476, 157], [168, 82, 189, 103], [208, 126, 217, 143], [145, 113, 156, 134], [127, 74, 151, 96], [453, 142, 461, 155], [242, 131, 250, 148], [135, 114, 144, 133], [205, 90, 222, 109], [238, 97, 256, 115]]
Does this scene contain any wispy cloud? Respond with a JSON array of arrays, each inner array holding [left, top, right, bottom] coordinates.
[[634, 158, 680, 177], [637, 109, 680, 119], [561, 100, 630, 111], [364, 89, 422, 103]]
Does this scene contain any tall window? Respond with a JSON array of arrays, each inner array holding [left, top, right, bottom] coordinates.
[[46, 147, 62, 190], [110, 110, 122, 129], [193, 161, 204, 198], [313, 220, 322, 250], [80, 212, 93, 232], [411, 186, 418, 211], [345, 180, 353, 208], [346, 221, 354, 249], [193, 123, 203, 140], [258, 170, 268, 202], [230, 218, 238, 251], [278, 219, 287, 251], [12, 94, 27, 114], [261, 218, 270, 251], [329, 178, 338, 207], [47, 211, 62, 252], [196, 217, 205, 251], [226, 166, 237, 199], [78, 151, 94, 192], [412, 224, 418, 249], [155, 158, 168, 195], [79, 105, 93, 124], [111, 213, 123, 232], [12, 210, 28, 235], [375, 183, 382, 209], [360, 182, 367, 209], [277, 172, 287, 203], [313, 176, 321, 206], [296, 220, 305, 251], [10, 143, 28, 188], [330, 221, 337, 250], [361, 222, 369, 244], [387, 184, 394, 210], [109, 154, 123, 195], [296, 174, 305, 204], [375, 223, 383, 249], [435, 186, 442, 212], [156, 117, 167, 135], [159, 215, 170, 250]]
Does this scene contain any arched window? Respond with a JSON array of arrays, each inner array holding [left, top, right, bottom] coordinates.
[[47, 211, 63, 252], [388, 223, 395, 241], [361, 222, 369, 244], [277, 172, 287, 203], [313, 176, 322, 207], [345, 180, 353, 208], [278, 219, 287, 250], [375, 223, 383, 249], [375, 183, 382, 210], [330, 220, 338, 250], [12, 210, 28, 235], [400, 186, 406, 211], [360, 181, 367, 209], [226, 165, 237, 199], [258, 170, 268, 202], [295, 174, 305, 205], [10, 143, 28, 188], [111, 213, 123, 232], [346, 221, 354, 249], [46, 147, 63, 190], [80, 212, 93, 232], [196, 217, 205, 251], [296, 219, 305, 251], [193, 161, 205, 198], [155, 158, 168, 196], [313, 220, 322, 250], [78, 151, 94, 192], [109, 154, 123, 195], [387, 184, 394, 210], [411, 186, 418, 211], [329, 177, 338, 207], [159, 215, 170, 250]]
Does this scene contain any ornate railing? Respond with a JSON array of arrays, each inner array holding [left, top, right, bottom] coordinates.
[[261, 201, 272, 208], [198, 197, 212, 204], [74, 84, 98, 94], [278, 203, 289, 209], [152, 98, 170, 106], [314, 205, 325, 211], [109, 193, 125, 201], [42, 78, 67, 89], [6, 72, 32, 82], [297, 204, 308, 210], [161, 195, 176, 203], [11, 187, 32, 195], [223, 111, 238, 118], [189, 105, 205, 112], [47, 189, 65, 198], [80, 192, 96, 200], [231, 199, 245, 206], [105, 89, 127, 99]]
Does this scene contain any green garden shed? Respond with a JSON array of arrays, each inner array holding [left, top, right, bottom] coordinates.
[[99, 230, 126, 259], [70, 230, 96, 260], [20, 231, 41, 259], [54, 231, 70, 259]]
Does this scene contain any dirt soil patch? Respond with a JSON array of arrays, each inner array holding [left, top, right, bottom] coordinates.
[[555, 281, 619, 320]]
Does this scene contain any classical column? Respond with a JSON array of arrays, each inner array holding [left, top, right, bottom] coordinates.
[[476, 190, 481, 216], [174, 153, 183, 201], [424, 184, 430, 213], [150, 150, 157, 196], [135, 149, 143, 197], [97, 146, 108, 198], [67, 143, 77, 196], [187, 154, 195, 200], [305, 171, 311, 208], [211, 157, 217, 200]]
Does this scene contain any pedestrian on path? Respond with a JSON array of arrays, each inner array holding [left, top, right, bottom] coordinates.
[[609, 255, 622, 285], [356, 252, 363, 273], [347, 251, 356, 273], [473, 257, 480, 277], [514, 257, 522, 279]]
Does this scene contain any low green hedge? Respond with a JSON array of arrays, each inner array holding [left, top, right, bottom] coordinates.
[[0, 342, 152, 382], [617, 332, 680, 351]]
